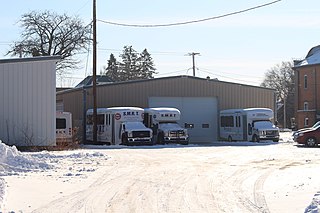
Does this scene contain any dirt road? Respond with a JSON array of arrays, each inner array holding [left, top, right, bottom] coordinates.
[[25, 140, 320, 213]]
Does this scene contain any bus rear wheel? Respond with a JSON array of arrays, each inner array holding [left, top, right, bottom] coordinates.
[[157, 134, 165, 145], [252, 135, 260, 142], [121, 134, 128, 145]]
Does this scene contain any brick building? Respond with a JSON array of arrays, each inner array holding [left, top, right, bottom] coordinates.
[[293, 45, 320, 129]]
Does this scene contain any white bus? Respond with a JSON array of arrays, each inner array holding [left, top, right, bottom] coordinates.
[[144, 107, 189, 145], [56, 111, 73, 144], [219, 108, 279, 142], [86, 107, 153, 145]]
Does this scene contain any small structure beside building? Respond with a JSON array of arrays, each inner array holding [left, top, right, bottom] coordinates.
[[293, 45, 320, 129], [0, 56, 60, 146]]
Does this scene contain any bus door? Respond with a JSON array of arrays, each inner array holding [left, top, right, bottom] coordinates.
[[242, 115, 248, 141], [111, 114, 115, 145], [235, 113, 243, 140]]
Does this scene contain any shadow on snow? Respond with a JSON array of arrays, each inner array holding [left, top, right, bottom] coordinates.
[[81, 140, 280, 150]]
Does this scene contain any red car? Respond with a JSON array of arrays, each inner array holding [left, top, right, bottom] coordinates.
[[294, 125, 320, 147]]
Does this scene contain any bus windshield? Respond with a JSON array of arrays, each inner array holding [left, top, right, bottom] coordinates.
[[253, 120, 276, 129]]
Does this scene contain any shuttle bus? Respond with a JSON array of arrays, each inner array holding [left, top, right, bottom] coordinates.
[[144, 107, 189, 145], [86, 107, 153, 145], [219, 108, 279, 142], [56, 111, 73, 144]]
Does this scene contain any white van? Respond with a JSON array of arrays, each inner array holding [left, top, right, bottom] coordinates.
[[56, 111, 73, 144], [144, 107, 189, 145], [86, 107, 153, 145], [219, 108, 279, 142]]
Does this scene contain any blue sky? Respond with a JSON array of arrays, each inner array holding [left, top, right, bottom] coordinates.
[[1, 0, 320, 87]]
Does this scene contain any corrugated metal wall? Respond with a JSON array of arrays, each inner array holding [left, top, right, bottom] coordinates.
[[0, 57, 57, 146], [57, 76, 275, 137]]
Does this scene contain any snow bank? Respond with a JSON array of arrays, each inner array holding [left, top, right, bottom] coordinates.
[[305, 192, 320, 213], [0, 141, 51, 175], [0, 140, 52, 209], [0, 140, 108, 209]]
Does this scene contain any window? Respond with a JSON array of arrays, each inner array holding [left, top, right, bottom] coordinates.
[[304, 102, 309, 111], [202, 124, 209, 128], [56, 118, 66, 129], [304, 117, 309, 127], [97, 114, 105, 125], [236, 116, 241, 127], [221, 116, 234, 127], [86, 114, 104, 125], [304, 75, 308, 89]]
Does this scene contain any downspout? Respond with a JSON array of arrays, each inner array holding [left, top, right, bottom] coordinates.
[[83, 87, 87, 144], [315, 68, 318, 121], [274, 91, 277, 123], [295, 68, 300, 129]]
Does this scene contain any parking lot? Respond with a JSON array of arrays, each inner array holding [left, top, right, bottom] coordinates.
[[2, 132, 320, 213]]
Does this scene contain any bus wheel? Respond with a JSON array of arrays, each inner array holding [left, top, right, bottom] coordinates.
[[157, 134, 165, 145], [121, 134, 128, 145], [252, 135, 259, 142], [228, 136, 232, 142]]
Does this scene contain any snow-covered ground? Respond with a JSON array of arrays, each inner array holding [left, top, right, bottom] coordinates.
[[0, 132, 319, 213]]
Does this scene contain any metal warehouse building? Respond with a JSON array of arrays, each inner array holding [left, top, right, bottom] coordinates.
[[57, 75, 276, 143], [0, 56, 60, 146]]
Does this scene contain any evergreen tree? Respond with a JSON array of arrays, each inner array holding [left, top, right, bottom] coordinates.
[[119, 45, 139, 81], [138, 49, 157, 79], [105, 46, 157, 82], [105, 53, 119, 81]]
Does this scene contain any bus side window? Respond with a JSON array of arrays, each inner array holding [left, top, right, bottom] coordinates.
[[248, 123, 252, 135]]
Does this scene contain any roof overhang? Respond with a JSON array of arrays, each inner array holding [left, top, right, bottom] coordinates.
[[0, 56, 61, 64]]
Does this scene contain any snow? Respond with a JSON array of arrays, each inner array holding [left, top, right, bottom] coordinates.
[[294, 45, 320, 67], [0, 133, 319, 212]]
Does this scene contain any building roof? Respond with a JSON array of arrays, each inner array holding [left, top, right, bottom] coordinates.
[[0, 56, 61, 64], [294, 45, 320, 68], [58, 75, 275, 95], [75, 75, 113, 88]]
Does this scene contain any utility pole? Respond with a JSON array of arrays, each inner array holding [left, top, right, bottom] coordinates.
[[92, 0, 97, 144], [187, 52, 200, 77]]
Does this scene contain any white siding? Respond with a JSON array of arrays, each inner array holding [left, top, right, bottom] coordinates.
[[0, 57, 58, 146]]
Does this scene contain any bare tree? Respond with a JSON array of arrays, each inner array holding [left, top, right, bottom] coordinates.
[[7, 11, 92, 77], [261, 61, 295, 128]]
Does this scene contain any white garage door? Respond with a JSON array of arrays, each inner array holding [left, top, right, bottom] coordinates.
[[149, 97, 218, 143]]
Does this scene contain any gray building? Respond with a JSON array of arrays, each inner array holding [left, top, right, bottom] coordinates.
[[0, 56, 60, 146], [57, 75, 276, 143]]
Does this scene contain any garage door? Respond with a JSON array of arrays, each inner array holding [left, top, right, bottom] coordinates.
[[149, 97, 218, 143]]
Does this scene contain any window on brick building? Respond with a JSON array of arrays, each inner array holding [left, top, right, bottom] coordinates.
[[304, 75, 308, 89], [304, 102, 309, 111], [304, 117, 309, 127]]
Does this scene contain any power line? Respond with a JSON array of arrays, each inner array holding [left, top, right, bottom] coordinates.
[[198, 67, 264, 80], [97, 0, 282, 28], [197, 68, 262, 84], [154, 69, 190, 76]]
